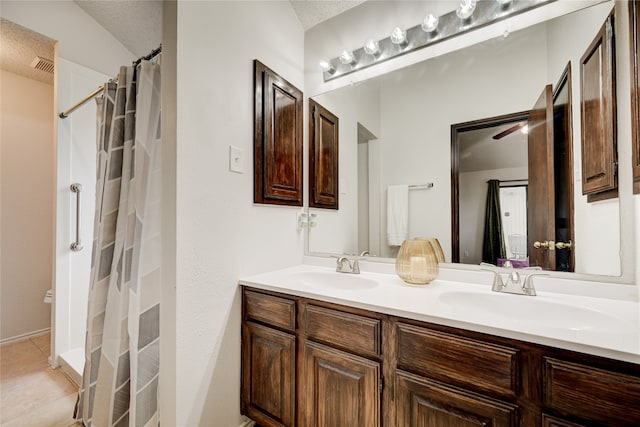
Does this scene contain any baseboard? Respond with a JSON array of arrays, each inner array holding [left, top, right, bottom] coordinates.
[[239, 416, 255, 427], [0, 327, 50, 346]]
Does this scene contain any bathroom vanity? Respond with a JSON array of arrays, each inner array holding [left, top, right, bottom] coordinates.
[[239, 266, 640, 427]]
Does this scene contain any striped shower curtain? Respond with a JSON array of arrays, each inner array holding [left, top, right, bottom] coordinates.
[[75, 60, 162, 427]]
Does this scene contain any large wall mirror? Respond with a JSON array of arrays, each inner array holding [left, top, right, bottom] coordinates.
[[307, 0, 630, 279]]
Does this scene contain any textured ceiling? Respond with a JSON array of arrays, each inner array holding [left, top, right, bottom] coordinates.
[[71, 0, 362, 57], [73, 0, 163, 58], [289, 0, 367, 30], [0, 18, 56, 85]]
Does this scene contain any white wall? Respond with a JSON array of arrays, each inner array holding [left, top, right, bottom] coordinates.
[[310, 79, 380, 255], [459, 167, 528, 265], [0, 70, 54, 341], [174, 2, 304, 425], [546, 1, 621, 276]]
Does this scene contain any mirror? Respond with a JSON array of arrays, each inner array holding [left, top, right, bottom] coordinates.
[[308, 1, 625, 277]]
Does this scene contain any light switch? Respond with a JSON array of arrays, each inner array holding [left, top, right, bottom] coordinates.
[[229, 145, 244, 173]]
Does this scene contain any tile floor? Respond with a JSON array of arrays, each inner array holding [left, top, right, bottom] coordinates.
[[0, 333, 81, 427]]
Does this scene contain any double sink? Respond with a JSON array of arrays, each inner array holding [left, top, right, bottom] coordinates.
[[240, 265, 640, 362]]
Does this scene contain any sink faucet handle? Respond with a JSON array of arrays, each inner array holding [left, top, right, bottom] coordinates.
[[351, 259, 360, 274], [522, 273, 548, 296], [334, 256, 360, 273], [481, 269, 505, 291]]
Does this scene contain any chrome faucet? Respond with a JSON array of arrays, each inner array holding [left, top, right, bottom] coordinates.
[[483, 269, 546, 296], [359, 250, 370, 257], [336, 256, 360, 274]]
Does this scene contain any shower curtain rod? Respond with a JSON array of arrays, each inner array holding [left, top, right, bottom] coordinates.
[[58, 45, 162, 119]]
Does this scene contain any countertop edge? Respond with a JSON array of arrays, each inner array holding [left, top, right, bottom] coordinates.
[[239, 278, 640, 365]]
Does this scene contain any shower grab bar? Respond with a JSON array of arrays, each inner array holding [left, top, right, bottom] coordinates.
[[70, 183, 83, 251]]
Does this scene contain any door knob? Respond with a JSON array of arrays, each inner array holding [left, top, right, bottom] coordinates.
[[533, 240, 555, 250], [555, 240, 573, 250], [533, 240, 549, 249]]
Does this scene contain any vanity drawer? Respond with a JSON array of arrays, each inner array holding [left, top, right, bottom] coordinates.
[[244, 289, 296, 331], [397, 323, 519, 398], [543, 357, 640, 426], [305, 304, 381, 357]]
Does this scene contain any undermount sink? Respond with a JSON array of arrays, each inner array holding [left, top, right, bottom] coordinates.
[[438, 291, 632, 333], [284, 271, 378, 290]]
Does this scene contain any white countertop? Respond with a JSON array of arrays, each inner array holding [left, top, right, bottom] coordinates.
[[239, 264, 640, 364]]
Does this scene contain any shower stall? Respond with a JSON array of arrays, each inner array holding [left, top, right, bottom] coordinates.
[[53, 58, 106, 382]]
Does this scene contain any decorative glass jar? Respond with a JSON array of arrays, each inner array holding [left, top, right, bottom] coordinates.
[[395, 239, 440, 285]]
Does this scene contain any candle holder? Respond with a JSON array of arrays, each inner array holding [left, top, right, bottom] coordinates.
[[395, 239, 439, 285]]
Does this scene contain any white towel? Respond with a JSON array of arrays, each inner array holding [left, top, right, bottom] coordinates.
[[387, 185, 409, 246]]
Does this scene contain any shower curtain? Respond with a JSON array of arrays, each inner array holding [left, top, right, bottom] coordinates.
[[482, 179, 506, 265], [75, 60, 161, 427]]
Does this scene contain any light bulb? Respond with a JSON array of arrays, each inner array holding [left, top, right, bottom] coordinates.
[[364, 39, 380, 56], [422, 14, 439, 33], [456, 0, 476, 20], [339, 50, 356, 65], [390, 27, 407, 47], [319, 60, 335, 74]]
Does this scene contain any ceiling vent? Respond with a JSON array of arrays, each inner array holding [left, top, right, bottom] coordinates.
[[30, 56, 54, 74]]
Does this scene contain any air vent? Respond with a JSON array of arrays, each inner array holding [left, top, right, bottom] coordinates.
[[30, 56, 54, 74]]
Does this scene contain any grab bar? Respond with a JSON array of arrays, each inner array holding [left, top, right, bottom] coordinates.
[[70, 183, 83, 251]]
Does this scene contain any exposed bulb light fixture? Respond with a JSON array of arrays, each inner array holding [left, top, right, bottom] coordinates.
[[318, 0, 554, 82], [390, 27, 408, 47], [456, 0, 477, 20], [319, 59, 335, 74], [421, 13, 439, 33], [364, 39, 381, 56], [339, 50, 356, 65], [520, 124, 529, 135]]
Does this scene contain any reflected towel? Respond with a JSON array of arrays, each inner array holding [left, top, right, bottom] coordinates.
[[387, 185, 409, 246]]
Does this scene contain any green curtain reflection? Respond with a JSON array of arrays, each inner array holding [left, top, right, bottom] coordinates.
[[482, 180, 506, 264]]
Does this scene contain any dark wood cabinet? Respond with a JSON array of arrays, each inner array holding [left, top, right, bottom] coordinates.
[[397, 322, 519, 399], [543, 357, 640, 426], [396, 370, 517, 427], [309, 99, 339, 210], [301, 341, 381, 426], [254, 60, 303, 206], [240, 286, 640, 427], [241, 321, 295, 427], [580, 12, 618, 202]]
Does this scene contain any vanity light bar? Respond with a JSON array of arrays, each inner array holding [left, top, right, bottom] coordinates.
[[321, 0, 555, 82]]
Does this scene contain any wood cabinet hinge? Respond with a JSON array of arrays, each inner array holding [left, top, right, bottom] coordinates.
[[380, 375, 384, 394], [614, 161, 619, 176]]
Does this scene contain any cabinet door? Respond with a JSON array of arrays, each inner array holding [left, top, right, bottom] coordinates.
[[242, 322, 295, 427], [254, 60, 303, 206], [302, 341, 380, 427], [580, 12, 617, 201], [396, 370, 518, 427], [309, 99, 339, 210]]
